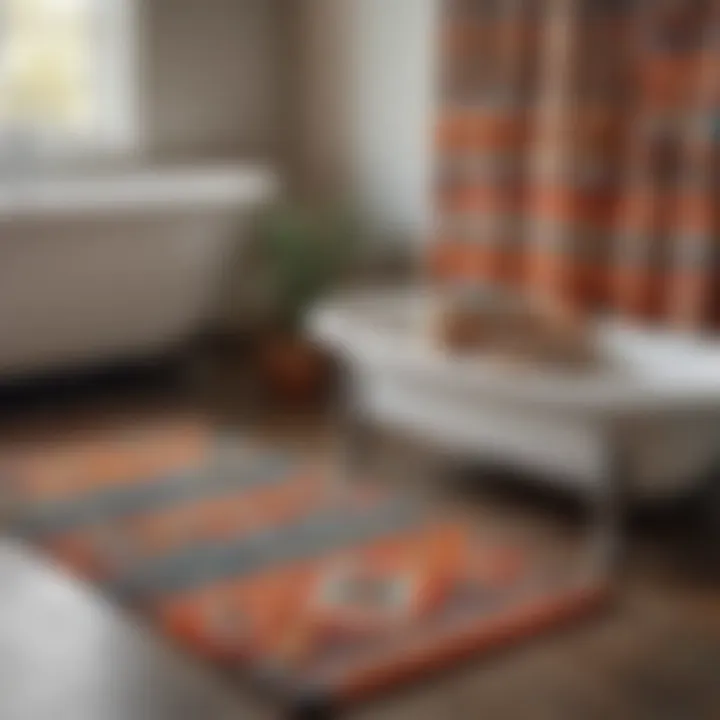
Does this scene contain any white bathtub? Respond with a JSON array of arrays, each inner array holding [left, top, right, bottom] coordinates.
[[311, 288, 720, 501], [0, 164, 279, 376]]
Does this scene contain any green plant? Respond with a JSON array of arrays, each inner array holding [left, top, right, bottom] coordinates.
[[256, 202, 359, 332]]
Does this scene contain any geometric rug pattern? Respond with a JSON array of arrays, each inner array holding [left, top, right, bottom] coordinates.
[[3, 418, 606, 715]]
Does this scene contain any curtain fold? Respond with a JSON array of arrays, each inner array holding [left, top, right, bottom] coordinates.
[[433, 0, 720, 331]]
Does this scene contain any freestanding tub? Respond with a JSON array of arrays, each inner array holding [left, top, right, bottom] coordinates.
[[311, 287, 720, 504], [0, 164, 279, 377]]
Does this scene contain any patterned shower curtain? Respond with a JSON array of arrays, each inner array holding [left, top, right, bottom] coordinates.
[[432, 0, 719, 330]]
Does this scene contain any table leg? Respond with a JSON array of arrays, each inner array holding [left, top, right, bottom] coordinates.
[[333, 369, 375, 484], [588, 442, 627, 579]]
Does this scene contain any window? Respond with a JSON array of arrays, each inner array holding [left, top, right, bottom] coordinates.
[[0, 0, 137, 159]]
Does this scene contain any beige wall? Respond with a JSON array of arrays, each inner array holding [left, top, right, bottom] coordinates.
[[286, 0, 438, 243], [284, 0, 353, 196], [352, 0, 438, 244], [140, 0, 287, 161], [136, 0, 439, 237]]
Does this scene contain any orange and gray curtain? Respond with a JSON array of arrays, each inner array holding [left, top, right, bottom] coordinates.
[[432, 0, 720, 330]]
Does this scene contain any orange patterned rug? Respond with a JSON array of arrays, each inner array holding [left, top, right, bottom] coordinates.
[[3, 418, 607, 718]]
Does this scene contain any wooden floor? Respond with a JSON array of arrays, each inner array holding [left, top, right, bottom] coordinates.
[[0, 370, 718, 720], [347, 562, 720, 720]]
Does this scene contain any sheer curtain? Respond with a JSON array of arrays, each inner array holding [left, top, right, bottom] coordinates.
[[0, 0, 137, 157]]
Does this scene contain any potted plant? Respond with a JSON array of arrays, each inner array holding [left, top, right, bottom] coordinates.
[[254, 202, 359, 403]]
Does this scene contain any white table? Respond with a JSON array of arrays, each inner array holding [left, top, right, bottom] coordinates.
[[311, 287, 720, 573]]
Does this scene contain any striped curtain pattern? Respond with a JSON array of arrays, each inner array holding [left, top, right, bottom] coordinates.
[[432, 0, 720, 331]]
